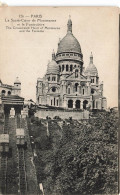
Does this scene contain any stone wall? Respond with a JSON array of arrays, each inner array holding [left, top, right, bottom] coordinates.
[[35, 109, 89, 120]]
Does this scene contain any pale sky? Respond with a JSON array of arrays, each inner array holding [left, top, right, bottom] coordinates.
[[0, 7, 119, 107]]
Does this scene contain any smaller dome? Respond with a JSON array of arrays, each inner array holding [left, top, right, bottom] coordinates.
[[37, 78, 43, 81], [85, 64, 98, 75], [46, 60, 59, 75], [14, 77, 21, 84], [85, 53, 98, 75]]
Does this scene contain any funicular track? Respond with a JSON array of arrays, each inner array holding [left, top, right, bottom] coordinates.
[[16, 114, 27, 194], [1, 155, 7, 194], [4, 115, 9, 134], [18, 148, 27, 194], [1, 114, 9, 194]]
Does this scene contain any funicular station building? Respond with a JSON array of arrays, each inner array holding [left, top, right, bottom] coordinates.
[[0, 77, 24, 115], [0, 78, 29, 195]]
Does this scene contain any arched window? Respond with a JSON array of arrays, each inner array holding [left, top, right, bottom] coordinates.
[[52, 77, 56, 81], [59, 66, 61, 72], [96, 101, 98, 109], [83, 88, 84, 95], [70, 65, 73, 71], [68, 88, 70, 94], [75, 83, 79, 92], [93, 100, 95, 109], [68, 100, 73, 108], [51, 100, 52, 106], [62, 64, 64, 72], [75, 69, 78, 78], [91, 89, 94, 94], [54, 98, 55, 106], [8, 91, 11, 95], [48, 77, 50, 81], [1, 90, 6, 95], [76, 100, 80, 109], [2, 90, 5, 93], [66, 64, 68, 71], [83, 100, 88, 110]]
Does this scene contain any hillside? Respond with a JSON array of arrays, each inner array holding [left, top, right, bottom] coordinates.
[[28, 110, 118, 195]]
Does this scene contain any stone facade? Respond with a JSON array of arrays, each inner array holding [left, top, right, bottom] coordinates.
[[36, 18, 107, 110], [35, 109, 89, 120], [0, 77, 21, 97]]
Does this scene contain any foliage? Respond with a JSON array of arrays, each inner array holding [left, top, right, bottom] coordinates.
[[30, 111, 118, 195]]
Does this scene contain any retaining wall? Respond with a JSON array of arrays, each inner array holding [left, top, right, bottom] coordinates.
[[35, 109, 89, 120]]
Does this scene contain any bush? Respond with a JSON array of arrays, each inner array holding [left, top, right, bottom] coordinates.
[[53, 116, 61, 120], [31, 111, 118, 195]]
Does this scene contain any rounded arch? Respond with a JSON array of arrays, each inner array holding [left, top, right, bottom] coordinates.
[[92, 100, 95, 109], [83, 88, 85, 95], [59, 65, 61, 72], [68, 99, 73, 108], [91, 88, 95, 94], [70, 64, 73, 71], [68, 85, 70, 94], [83, 100, 88, 110], [52, 76, 56, 81], [75, 69, 79, 78], [66, 64, 69, 71], [8, 91, 11, 95], [96, 101, 98, 109], [1, 90, 6, 94], [62, 64, 64, 72], [48, 76, 50, 81], [75, 83, 79, 92], [76, 100, 80, 109]]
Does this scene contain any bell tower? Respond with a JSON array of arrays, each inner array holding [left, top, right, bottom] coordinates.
[[13, 77, 21, 96]]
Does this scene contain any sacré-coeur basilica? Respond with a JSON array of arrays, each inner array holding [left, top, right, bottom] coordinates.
[[36, 17, 107, 110]]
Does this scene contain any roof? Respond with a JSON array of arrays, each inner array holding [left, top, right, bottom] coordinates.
[[46, 60, 59, 75], [37, 78, 43, 82], [0, 134, 9, 143], [57, 18, 81, 54], [57, 33, 81, 54], [16, 128, 25, 136], [85, 63, 98, 75], [85, 53, 98, 76], [1, 95, 24, 105], [2, 95, 24, 100]]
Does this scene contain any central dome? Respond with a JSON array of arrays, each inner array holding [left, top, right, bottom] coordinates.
[[57, 18, 81, 54], [57, 33, 81, 54]]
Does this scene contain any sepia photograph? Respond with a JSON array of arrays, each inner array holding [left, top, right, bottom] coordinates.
[[0, 6, 119, 195]]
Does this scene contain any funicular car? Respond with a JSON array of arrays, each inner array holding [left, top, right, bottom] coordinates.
[[16, 128, 27, 148]]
